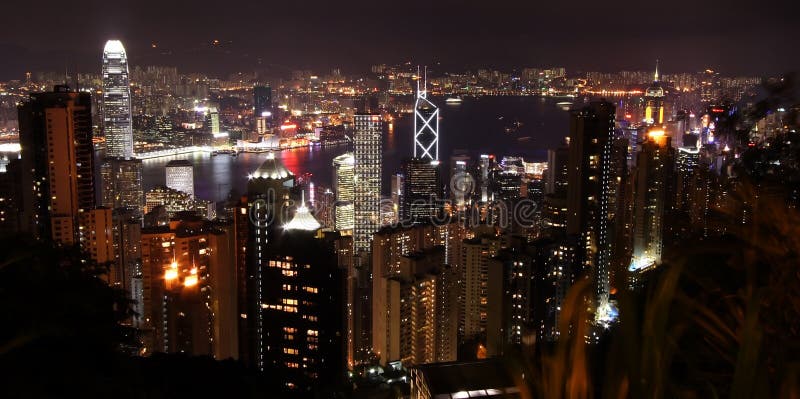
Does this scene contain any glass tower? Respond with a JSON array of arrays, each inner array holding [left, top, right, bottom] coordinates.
[[353, 114, 382, 254], [102, 40, 133, 158], [413, 68, 439, 161]]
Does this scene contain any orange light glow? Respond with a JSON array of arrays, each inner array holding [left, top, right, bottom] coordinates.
[[184, 275, 198, 287], [164, 269, 178, 281]]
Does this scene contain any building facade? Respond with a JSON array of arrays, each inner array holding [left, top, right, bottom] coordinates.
[[102, 40, 134, 158]]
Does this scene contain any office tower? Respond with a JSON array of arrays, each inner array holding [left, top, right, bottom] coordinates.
[[546, 142, 569, 196], [413, 68, 439, 161], [18, 86, 95, 246], [206, 108, 221, 135], [477, 154, 495, 202], [257, 222, 345, 394], [353, 113, 382, 254], [566, 101, 616, 326], [241, 151, 295, 367], [449, 152, 471, 208], [333, 153, 355, 231], [102, 40, 133, 158], [629, 130, 674, 278], [391, 173, 404, 219], [100, 157, 144, 215], [401, 158, 441, 224], [253, 85, 272, 118], [165, 159, 195, 197], [139, 216, 238, 357], [460, 234, 508, 342], [644, 61, 665, 126]]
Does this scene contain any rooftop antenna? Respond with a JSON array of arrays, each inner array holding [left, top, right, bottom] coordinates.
[[654, 59, 660, 82], [416, 65, 421, 95], [424, 65, 428, 93]]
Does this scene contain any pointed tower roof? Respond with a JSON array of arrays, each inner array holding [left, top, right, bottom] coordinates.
[[654, 59, 660, 82], [249, 151, 293, 180], [284, 191, 321, 231]]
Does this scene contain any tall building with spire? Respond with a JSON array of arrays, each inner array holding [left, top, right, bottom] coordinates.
[[644, 60, 665, 126], [414, 67, 439, 161], [102, 40, 133, 158]]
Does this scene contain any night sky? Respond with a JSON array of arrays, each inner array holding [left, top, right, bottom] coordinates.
[[0, 0, 797, 79]]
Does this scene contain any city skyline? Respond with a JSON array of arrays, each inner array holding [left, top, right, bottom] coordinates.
[[0, 0, 798, 79], [2, 6, 800, 395]]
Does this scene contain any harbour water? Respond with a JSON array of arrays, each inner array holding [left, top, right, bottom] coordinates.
[[141, 96, 572, 202]]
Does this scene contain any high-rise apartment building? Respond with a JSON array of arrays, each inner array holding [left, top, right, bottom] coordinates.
[[460, 234, 508, 342], [102, 40, 133, 158], [566, 101, 617, 325], [629, 130, 674, 278], [353, 114, 382, 254], [139, 216, 238, 358], [18, 86, 96, 246], [101, 157, 144, 215]]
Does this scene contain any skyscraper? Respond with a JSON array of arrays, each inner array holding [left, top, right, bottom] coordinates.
[[18, 86, 95, 246], [254, 85, 273, 132], [401, 158, 441, 224], [629, 130, 674, 277], [566, 101, 617, 326], [644, 61, 665, 126], [139, 216, 238, 357], [353, 113, 382, 254], [101, 158, 144, 215], [413, 68, 439, 161], [102, 40, 133, 158], [257, 227, 346, 394], [333, 153, 355, 231], [165, 159, 195, 198]]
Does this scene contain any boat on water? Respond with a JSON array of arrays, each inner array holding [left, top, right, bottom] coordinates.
[[556, 101, 573, 111], [445, 96, 463, 104], [212, 149, 238, 156]]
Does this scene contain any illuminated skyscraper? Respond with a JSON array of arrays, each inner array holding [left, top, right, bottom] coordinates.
[[401, 158, 441, 224], [140, 216, 238, 357], [644, 61, 665, 126], [414, 68, 439, 161], [333, 153, 355, 231], [353, 113, 382, 254], [629, 130, 674, 277], [566, 101, 616, 327], [18, 86, 96, 246], [165, 159, 195, 198], [102, 40, 133, 158], [101, 158, 144, 215], [253, 85, 272, 116]]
